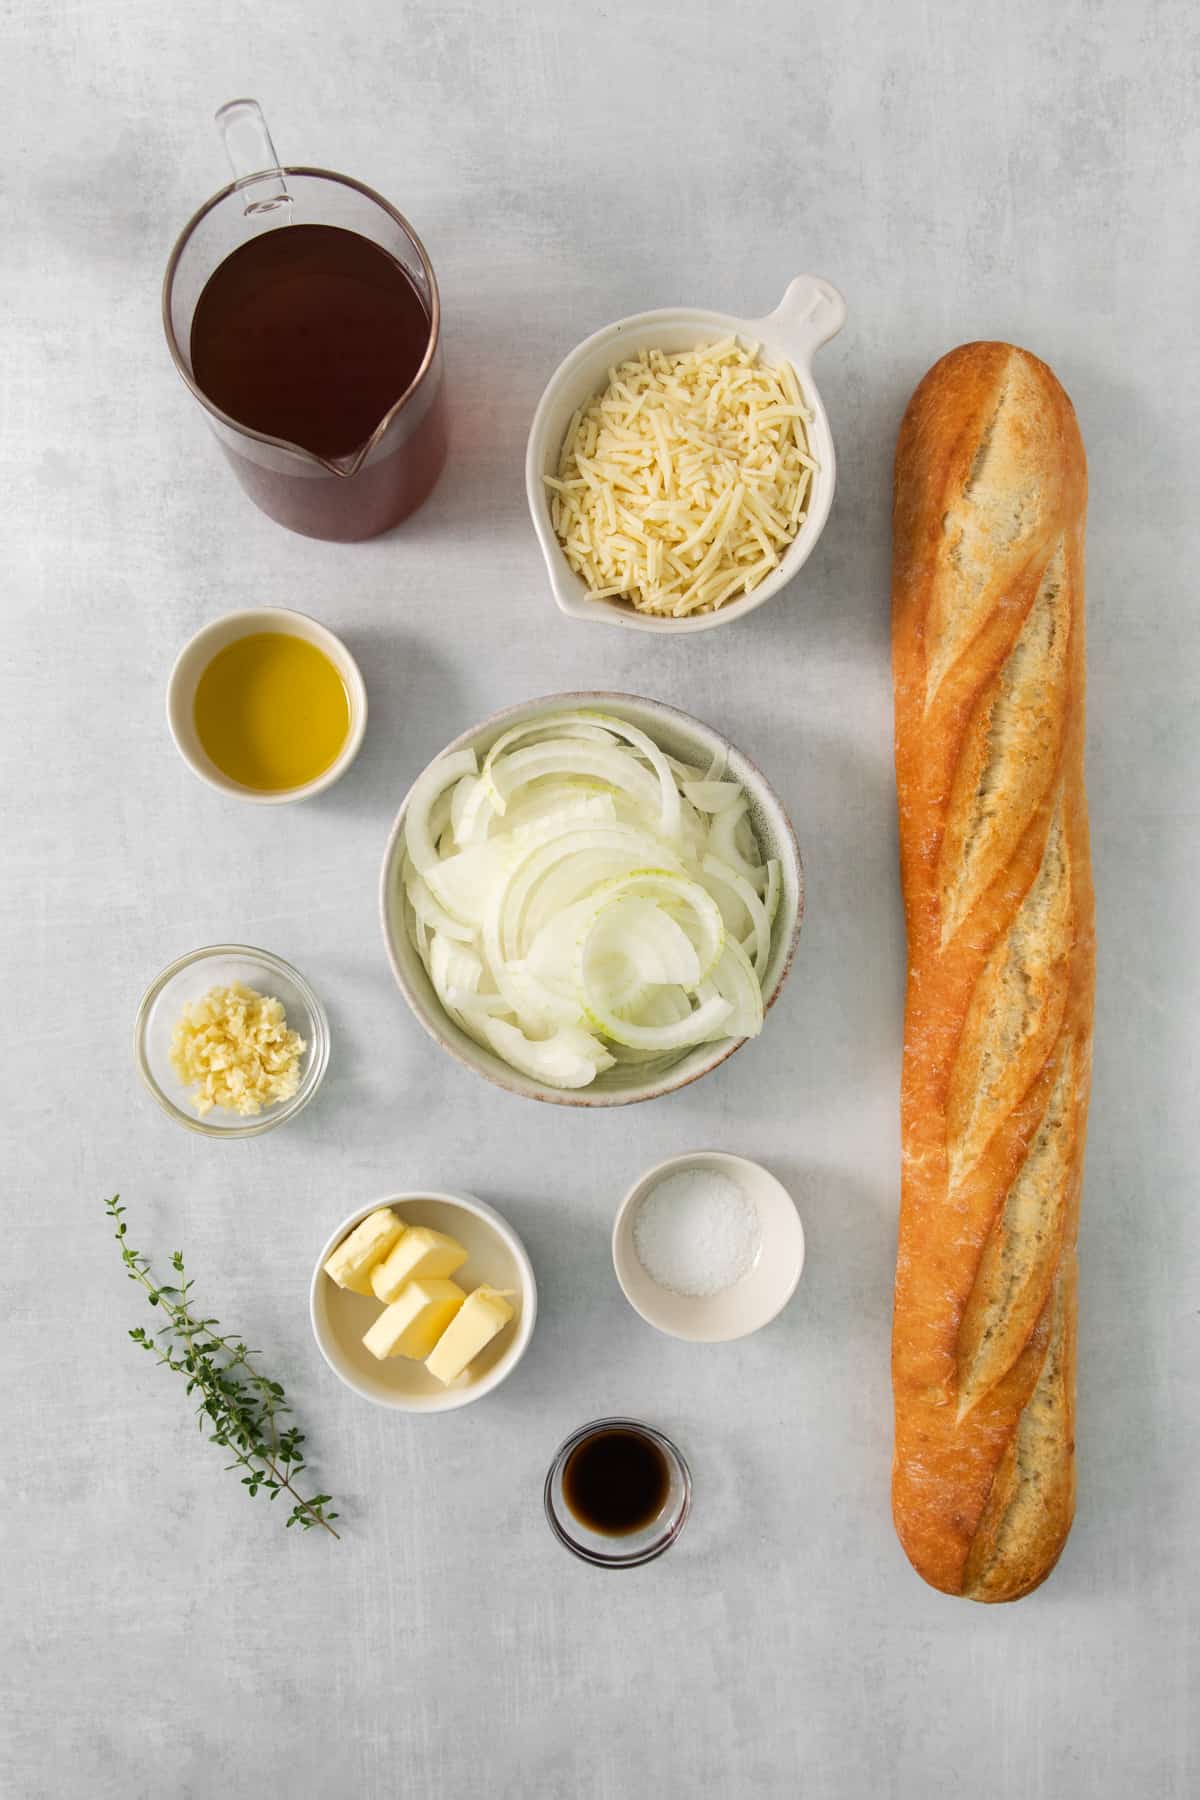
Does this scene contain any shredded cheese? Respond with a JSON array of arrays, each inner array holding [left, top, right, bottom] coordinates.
[[169, 981, 306, 1118], [546, 339, 817, 617]]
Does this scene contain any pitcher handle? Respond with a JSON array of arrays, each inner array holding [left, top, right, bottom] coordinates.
[[215, 98, 292, 216]]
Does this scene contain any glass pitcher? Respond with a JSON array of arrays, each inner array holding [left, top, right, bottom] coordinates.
[[162, 102, 447, 542]]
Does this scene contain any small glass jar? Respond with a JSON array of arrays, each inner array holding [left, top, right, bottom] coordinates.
[[134, 944, 330, 1138], [543, 1418, 691, 1568], [163, 162, 446, 542]]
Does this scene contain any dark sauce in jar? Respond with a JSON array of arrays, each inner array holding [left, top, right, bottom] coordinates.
[[186, 221, 447, 541], [190, 223, 431, 459], [562, 1425, 671, 1536]]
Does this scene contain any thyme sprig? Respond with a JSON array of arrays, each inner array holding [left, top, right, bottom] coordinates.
[[106, 1195, 339, 1538]]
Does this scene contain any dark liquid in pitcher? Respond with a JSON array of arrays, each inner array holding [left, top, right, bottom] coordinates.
[[562, 1427, 671, 1536], [190, 223, 432, 460]]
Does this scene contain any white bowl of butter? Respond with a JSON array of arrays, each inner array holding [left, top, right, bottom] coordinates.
[[310, 1191, 537, 1412]]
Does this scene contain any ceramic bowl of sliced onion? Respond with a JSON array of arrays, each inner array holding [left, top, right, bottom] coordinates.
[[379, 692, 804, 1105]]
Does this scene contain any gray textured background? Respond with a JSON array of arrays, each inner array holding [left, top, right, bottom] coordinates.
[[3, 1, 1197, 1795]]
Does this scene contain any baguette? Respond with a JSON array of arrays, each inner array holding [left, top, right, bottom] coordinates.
[[890, 342, 1094, 1602]]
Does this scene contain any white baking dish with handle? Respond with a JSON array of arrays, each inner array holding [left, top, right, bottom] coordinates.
[[524, 274, 846, 634]]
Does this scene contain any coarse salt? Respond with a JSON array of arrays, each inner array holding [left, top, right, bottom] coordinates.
[[632, 1166, 761, 1297]]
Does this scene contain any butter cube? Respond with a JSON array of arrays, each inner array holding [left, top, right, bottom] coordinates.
[[369, 1225, 468, 1301], [324, 1209, 405, 1296], [425, 1285, 515, 1385], [362, 1279, 466, 1361]]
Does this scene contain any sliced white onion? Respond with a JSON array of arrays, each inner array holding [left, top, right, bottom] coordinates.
[[585, 895, 702, 988], [605, 986, 696, 1063], [702, 852, 775, 974], [482, 1017, 615, 1089], [450, 773, 492, 846], [708, 795, 769, 893], [508, 792, 618, 845], [406, 866, 476, 943], [481, 710, 682, 841], [429, 933, 484, 998], [492, 827, 687, 964], [486, 741, 662, 822], [426, 934, 487, 1044], [592, 870, 725, 980], [402, 711, 775, 1087], [428, 788, 456, 856], [424, 840, 513, 926], [430, 800, 620, 927], [580, 957, 733, 1050], [483, 718, 619, 765], [704, 937, 766, 1039], [404, 747, 477, 874], [682, 780, 744, 813]]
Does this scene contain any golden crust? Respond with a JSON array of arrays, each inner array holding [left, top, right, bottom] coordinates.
[[890, 342, 1093, 1603]]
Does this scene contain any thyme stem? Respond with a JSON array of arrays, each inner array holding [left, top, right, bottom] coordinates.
[[105, 1196, 339, 1539]]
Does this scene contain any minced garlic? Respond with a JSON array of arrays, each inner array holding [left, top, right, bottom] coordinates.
[[545, 338, 818, 618], [169, 981, 305, 1118]]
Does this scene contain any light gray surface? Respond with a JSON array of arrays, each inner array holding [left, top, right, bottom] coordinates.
[[3, 2, 1197, 1796]]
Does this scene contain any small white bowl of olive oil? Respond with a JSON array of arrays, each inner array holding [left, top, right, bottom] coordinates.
[[166, 606, 367, 802]]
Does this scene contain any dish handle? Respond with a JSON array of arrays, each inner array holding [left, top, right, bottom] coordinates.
[[753, 275, 847, 363]]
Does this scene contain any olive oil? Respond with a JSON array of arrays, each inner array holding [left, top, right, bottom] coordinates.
[[194, 632, 350, 792]]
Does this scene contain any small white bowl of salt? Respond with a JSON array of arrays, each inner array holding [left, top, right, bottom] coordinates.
[[612, 1151, 805, 1342]]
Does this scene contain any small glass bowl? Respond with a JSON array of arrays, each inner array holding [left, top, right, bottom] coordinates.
[[544, 1418, 692, 1568], [134, 944, 330, 1138]]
